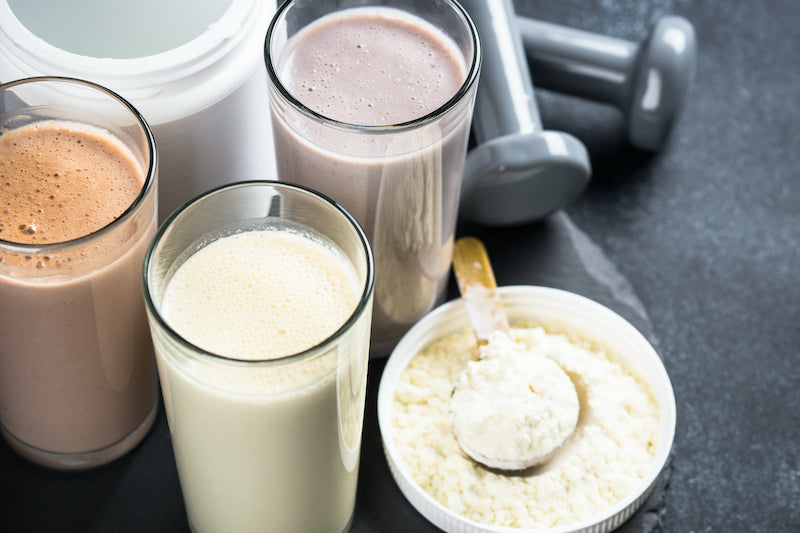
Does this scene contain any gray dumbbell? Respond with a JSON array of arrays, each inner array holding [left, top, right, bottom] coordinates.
[[459, 0, 592, 227], [518, 15, 697, 152]]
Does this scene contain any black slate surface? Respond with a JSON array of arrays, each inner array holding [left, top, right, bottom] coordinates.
[[2, 1, 799, 532]]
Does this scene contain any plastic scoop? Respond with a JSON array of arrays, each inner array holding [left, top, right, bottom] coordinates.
[[450, 237, 579, 470]]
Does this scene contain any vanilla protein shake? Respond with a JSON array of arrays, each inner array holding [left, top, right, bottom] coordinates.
[[145, 183, 374, 533], [0, 90, 158, 470], [267, 1, 480, 353]]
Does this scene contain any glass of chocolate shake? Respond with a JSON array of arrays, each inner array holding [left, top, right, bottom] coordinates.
[[265, 0, 481, 356], [0, 77, 159, 469]]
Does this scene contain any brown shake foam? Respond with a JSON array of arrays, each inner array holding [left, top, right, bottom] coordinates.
[[0, 120, 158, 461], [1, 120, 142, 245]]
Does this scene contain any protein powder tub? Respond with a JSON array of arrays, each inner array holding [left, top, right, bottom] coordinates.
[[390, 322, 661, 529]]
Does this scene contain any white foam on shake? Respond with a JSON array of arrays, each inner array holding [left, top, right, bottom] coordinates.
[[162, 228, 359, 361]]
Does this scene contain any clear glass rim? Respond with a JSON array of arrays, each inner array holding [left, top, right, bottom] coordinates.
[[0, 76, 157, 253], [142, 180, 376, 367], [264, 0, 482, 134]]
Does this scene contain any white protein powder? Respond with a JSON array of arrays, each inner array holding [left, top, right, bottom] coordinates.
[[451, 330, 580, 469], [391, 324, 660, 529]]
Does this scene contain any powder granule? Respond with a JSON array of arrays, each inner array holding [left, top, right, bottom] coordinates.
[[391, 325, 660, 529]]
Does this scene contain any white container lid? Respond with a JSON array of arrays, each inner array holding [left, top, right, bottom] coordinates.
[[378, 285, 676, 533], [0, 0, 273, 122]]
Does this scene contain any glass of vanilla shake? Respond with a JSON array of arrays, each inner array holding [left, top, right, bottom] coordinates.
[[143, 181, 374, 533], [266, 0, 481, 356]]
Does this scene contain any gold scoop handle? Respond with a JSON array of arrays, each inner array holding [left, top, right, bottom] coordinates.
[[452, 237, 510, 344]]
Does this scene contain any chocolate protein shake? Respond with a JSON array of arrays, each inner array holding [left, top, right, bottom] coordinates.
[[267, 1, 480, 355], [0, 79, 159, 469]]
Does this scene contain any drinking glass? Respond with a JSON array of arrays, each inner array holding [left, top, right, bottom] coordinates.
[[143, 181, 374, 533], [0, 77, 159, 470], [266, 0, 481, 355]]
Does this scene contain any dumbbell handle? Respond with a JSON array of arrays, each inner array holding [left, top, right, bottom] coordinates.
[[463, 0, 541, 145], [518, 17, 638, 108]]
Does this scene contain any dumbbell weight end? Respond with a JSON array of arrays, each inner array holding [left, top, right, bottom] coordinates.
[[459, 0, 592, 227], [519, 15, 697, 151], [460, 131, 590, 226]]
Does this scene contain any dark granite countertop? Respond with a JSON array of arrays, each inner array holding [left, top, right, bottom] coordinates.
[[1, 1, 798, 532]]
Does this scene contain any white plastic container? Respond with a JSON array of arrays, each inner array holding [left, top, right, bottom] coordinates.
[[378, 286, 676, 533], [0, 0, 277, 219]]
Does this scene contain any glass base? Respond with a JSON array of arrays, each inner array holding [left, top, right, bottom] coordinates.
[[1, 399, 158, 470], [188, 509, 355, 533]]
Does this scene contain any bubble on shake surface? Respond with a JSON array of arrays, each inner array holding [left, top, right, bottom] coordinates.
[[161, 229, 361, 360]]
